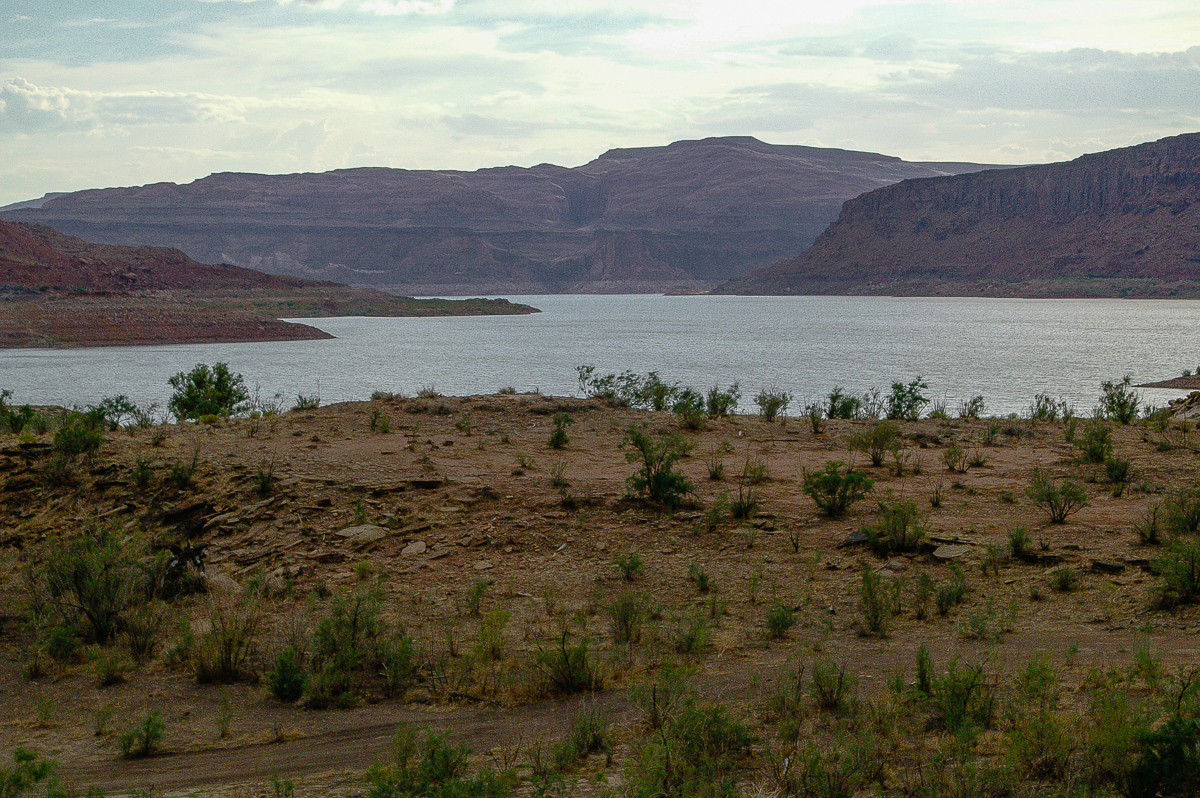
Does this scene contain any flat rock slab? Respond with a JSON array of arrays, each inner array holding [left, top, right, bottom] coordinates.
[[401, 540, 427, 556], [336, 524, 389, 544], [933, 544, 972, 561]]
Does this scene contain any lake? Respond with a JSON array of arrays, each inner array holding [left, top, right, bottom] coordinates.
[[2, 295, 1197, 417]]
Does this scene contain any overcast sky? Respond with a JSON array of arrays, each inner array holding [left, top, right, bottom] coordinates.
[[2, 0, 1198, 206]]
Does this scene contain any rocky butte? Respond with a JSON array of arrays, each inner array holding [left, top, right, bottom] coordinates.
[[0, 137, 998, 295], [719, 132, 1200, 297]]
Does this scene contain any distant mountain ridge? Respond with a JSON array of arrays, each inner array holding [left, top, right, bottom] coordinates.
[[0, 137, 1000, 295], [719, 133, 1200, 297]]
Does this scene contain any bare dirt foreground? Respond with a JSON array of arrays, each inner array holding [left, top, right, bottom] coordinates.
[[2, 393, 1200, 798]]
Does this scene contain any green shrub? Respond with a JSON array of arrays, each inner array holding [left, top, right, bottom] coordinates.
[[754, 388, 790, 422], [705, 383, 740, 418], [865, 497, 928, 554], [886, 376, 929, 420], [1128, 716, 1200, 798], [608, 590, 645, 645], [547, 413, 573, 449], [1075, 418, 1114, 463], [1105, 456, 1131, 484], [27, 526, 140, 646], [536, 628, 599, 694], [1154, 537, 1200, 608], [810, 659, 856, 712], [958, 395, 986, 419], [268, 647, 308, 702], [168, 362, 249, 420], [801, 461, 874, 517], [826, 386, 862, 419], [365, 726, 516, 798], [614, 552, 644, 581], [936, 565, 968, 615], [764, 600, 795, 639], [551, 710, 611, 773], [0, 748, 59, 796], [941, 444, 967, 473], [673, 389, 707, 430], [118, 710, 165, 758], [370, 409, 391, 433], [622, 425, 694, 510], [1100, 375, 1141, 424], [1009, 526, 1035, 561], [52, 412, 104, 459], [924, 656, 996, 734], [192, 599, 260, 684], [1026, 468, 1088, 523], [381, 633, 417, 697], [849, 421, 901, 467], [858, 563, 892, 637], [1050, 567, 1078, 592], [1163, 487, 1200, 537], [1028, 392, 1069, 422], [313, 584, 384, 683], [687, 563, 711, 593]]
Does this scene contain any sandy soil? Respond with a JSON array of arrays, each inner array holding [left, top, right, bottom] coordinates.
[[1, 395, 1197, 795]]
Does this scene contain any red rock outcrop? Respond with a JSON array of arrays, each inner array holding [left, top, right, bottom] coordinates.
[[720, 133, 1200, 297]]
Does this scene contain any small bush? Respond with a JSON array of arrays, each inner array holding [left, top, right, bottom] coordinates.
[[1009, 526, 1035, 561], [858, 563, 892, 637], [959, 395, 986, 419], [537, 628, 599, 694], [370, 409, 391, 433], [1029, 392, 1069, 422], [1128, 715, 1200, 798], [673, 389, 707, 430], [941, 444, 967, 473], [1163, 487, 1200, 537], [622, 425, 694, 510], [687, 563, 711, 593], [118, 710, 165, 758], [1100, 375, 1141, 424], [1154, 537, 1200, 608], [1105, 456, 1131, 484], [936, 565, 968, 615], [849, 421, 901, 467], [1075, 418, 1114, 463], [755, 388, 790, 422], [810, 659, 856, 712], [826, 387, 862, 419], [765, 600, 795, 639], [547, 413, 573, 449], [168, 363, 249, 420], [52, 412, 104, 459], [1026, 468, 1088, 523], [865, 496, 928, 554], [705, 383, 740, 418], [608, 590, 645, 645], [886, 375, 929, 420], [192, 599, 260, 684], [614, 552, 644, 581], [801, 461, 874, 517], [1050, 567, 1078, 592], [268, 647, 308, 702]]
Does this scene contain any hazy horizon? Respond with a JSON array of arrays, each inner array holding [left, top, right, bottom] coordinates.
[[2, 1, 1198, 207]]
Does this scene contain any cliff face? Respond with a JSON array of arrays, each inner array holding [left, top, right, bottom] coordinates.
[[720, 133, 1200, 297], [0, 137, 997, 295]]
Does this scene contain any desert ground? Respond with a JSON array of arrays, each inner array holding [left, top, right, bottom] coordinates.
[[1, 385, 1198, 797]]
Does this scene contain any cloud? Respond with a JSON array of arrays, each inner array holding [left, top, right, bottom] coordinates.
[[0, 77, 248, 134]]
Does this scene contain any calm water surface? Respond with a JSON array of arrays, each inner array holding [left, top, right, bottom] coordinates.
[[1, 295, 1197, 417]]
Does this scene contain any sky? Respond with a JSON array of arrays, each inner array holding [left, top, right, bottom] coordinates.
[[1, 0, 1198, 207]]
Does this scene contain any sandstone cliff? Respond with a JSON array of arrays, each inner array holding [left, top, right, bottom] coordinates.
[[0, 137, 996, 295], [720, 133, 1200, 297]]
